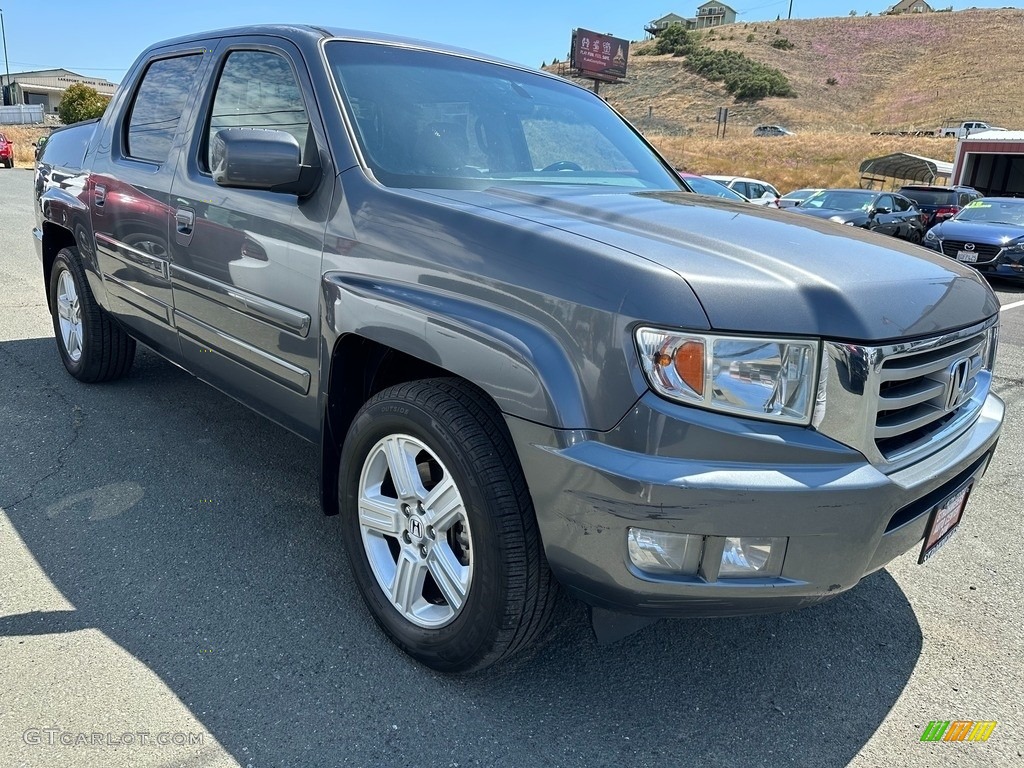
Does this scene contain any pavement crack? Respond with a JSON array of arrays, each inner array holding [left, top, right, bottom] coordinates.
[[0, 344, 84, 510]]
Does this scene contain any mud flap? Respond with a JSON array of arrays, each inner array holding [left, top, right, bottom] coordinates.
[[590, 607, 657, 645]]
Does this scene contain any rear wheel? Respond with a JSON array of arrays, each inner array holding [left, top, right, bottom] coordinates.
[[49, 247, 136, 382], [339, 378, 557, 673]]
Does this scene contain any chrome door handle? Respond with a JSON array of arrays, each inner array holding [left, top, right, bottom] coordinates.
[[175, 208, 195, 235], [175, 207, 196, 245]]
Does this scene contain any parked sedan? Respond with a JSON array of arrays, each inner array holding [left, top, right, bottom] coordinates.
[[922, 197, 1024, 281], [705, 175, 780, 206], [678, 171, 750, 202], [793, 189, 925, 242], [778, 188, 823, 209], [753, 124, 793, 137]]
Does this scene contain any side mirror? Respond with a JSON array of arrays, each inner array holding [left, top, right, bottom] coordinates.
[[872, 206, 891, 216], [211, 128, 320, 197]]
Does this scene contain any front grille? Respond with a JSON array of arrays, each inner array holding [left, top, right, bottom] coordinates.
[[816, 319, 995, 471], [874, 332, 987, 460], [940, 240, 1001, 262]]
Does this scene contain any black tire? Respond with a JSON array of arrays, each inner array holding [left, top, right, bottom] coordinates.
[[49, 247, 136, 382], [339, 378, 558, 673]]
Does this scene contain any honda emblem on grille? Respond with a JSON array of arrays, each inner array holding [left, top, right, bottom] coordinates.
[[945, 358, 972, 411], [964, 243, 975, 251]]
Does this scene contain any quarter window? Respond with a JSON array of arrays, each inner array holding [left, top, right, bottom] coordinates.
[[205, 50, 310, 171], [126, 55, 203, 163]]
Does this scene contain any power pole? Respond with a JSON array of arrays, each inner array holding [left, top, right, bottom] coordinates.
[[788, 0, 794, 20], [0, 9, 10, 106]]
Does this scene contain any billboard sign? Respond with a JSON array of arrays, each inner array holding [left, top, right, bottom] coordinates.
[[570, 29, 629, 82]]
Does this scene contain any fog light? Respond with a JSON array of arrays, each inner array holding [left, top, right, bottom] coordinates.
[[627, 528, 703, 575], [719, 536, 786, 578]]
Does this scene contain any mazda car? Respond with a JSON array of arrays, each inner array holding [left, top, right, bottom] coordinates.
[[922, 197, 1024, 281]]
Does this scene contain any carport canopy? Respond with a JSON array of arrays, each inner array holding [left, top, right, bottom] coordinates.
[[858, 152, 954, 189]]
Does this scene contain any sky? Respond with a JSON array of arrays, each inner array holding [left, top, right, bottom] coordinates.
[[0, 0, 1017, 82]]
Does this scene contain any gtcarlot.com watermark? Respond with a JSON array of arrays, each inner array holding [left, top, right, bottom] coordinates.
[[23, 727, 205, 748]]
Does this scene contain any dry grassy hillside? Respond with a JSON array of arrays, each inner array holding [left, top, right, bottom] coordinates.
[[584, 7, 1024, 135], [546, 8, 1022, 192], [656, 131, 955, 193], [2, 126, 52, 167]]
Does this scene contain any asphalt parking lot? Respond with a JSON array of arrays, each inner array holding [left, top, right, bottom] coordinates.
[[1, 168, 1022, 768]]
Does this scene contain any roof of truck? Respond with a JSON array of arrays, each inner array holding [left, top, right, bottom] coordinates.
[[148, 24, 526, 71]]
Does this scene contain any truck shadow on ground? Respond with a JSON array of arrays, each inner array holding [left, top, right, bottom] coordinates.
[[1, 339, 923, 768]]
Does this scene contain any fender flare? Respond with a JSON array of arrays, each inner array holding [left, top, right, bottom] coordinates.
[[321, 272, 591, 430]]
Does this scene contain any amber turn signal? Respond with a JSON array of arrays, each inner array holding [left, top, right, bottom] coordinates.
[[673, 341, 705, 396]]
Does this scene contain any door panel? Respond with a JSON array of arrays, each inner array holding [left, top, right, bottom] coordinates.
[[168, 40, 333, 439], [91, 51, 210, 358]]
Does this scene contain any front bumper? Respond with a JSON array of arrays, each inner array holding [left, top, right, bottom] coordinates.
[[508, 390, 1002, 617], [925, 239, 1024, 280]]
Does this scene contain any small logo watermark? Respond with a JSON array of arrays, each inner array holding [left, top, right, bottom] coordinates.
[[920, 720, 997, 742], [23, 727, 205, 748]]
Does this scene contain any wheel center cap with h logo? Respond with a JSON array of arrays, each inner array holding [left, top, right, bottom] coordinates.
[[408, 515, 426, 543]]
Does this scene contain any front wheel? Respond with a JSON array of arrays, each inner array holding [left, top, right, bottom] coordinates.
[[339, 378, 557, 673]]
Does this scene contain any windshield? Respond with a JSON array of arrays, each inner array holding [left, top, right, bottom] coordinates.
[[325, 41, 682, 190], [953, 199, 1024, 225], [684, 175, 747, 200], [801, 190, 876, 211]]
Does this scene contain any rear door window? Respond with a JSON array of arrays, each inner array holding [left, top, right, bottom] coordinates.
[[126, 55, 204, 163]]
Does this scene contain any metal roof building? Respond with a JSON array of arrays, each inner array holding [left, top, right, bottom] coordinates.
[[952, 131, 1024, 197], [2, 69, 118, 115]]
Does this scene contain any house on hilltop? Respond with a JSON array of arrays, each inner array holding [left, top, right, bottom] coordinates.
[[694, 2, 737, 29], [645, 12, 690, 36], [885, 0, 934, 14], [646, 3, 737, 36]]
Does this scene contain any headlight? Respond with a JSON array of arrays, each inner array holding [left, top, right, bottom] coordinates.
[[635, 328, 820, 424], [828, 215, 847, 223], [924, 228, 938, 242], [1005, 241, 1024, 253]]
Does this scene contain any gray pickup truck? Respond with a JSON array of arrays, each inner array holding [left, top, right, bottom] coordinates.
[[34, 25, 1003, 672]]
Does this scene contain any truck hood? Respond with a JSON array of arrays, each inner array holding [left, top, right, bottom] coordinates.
[[426, 186, 998, 341]]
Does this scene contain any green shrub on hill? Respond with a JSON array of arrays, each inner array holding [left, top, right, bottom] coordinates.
[[654, 25, 697, 56], [684, 48, 795, 99]]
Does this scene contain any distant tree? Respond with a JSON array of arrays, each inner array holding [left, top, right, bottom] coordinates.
[[57, 83, 110, 124], [541, 61, 547, 68], [849, 10, 858, 15]]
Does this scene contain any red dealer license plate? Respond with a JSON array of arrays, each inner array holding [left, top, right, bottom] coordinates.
[[919, 484, 972, 563]]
